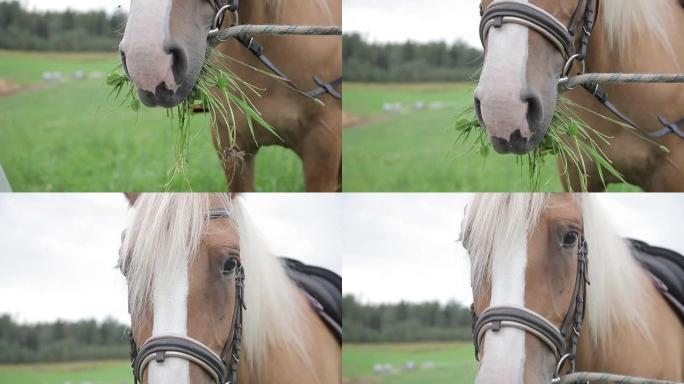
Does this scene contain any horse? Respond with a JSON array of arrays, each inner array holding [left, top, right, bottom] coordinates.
[[461, 194, 684, 384], [474, 0, 684, 191], [119, 0, 341, 192], [118, 193, 341, 384]]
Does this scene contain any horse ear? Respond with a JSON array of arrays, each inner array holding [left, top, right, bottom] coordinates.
[[124, 193, 141, 206]]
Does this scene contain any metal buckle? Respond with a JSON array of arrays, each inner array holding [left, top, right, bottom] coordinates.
[[559, 53, 586, 89], [209, 5, 239, 38], [553, 353, 573, 383]]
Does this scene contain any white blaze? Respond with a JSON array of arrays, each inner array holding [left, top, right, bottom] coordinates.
[[120, 0, 177, 92], [476, 0, 531, 139], [149, 259, 190, 384], [476, 238, 528, 383]]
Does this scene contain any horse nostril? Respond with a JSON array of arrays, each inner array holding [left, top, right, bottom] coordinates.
[[474, 95, 484, 126], [522, 92, 543, 128], [119, 50, 131, 79], [165, 44, 189, 84]]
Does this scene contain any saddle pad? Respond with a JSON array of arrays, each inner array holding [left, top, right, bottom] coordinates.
[[280, 258, 342, 344], [628, 239, 684, 324]]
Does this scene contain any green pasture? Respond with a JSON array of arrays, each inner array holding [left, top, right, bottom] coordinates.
[[0, 360, 130, 384], [343, 342, 477, 384], [342, 82, 641, 192], [0, 50, 303, 192]]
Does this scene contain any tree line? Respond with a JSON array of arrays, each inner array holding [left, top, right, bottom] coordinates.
[[0, 314, 130, 363], [343, 33, 483, 83], [343, 295, 474, 343], [0, 1, 126, 51]]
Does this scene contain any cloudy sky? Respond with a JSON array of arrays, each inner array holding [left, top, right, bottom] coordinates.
[[0, 194, 341, 324], [6, 0, 483, 47], [343, 194, 684, 307], [2, 193, 682, 325], [344, 0, 482, 47]]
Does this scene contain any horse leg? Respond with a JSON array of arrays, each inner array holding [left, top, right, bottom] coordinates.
[[298, 127, 341, 192], [211, 116, 259, 192], [222, 152, 256, 192]]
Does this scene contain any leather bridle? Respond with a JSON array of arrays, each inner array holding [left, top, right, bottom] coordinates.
[[479, 0, 598, 83], [480, 0, 684, 140], [470, 236, 590, 382], [127, 208, 246, 384], [478, 1, 684, 139]]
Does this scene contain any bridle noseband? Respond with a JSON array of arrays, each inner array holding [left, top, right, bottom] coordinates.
[[128, 209, 246, 384], [471, 236, 590, 382], [480, 0, 597, 83]]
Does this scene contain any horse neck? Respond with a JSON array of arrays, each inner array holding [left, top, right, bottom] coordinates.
[[239, 0, 279, 24], [574, 271, 682, 378], [236, 291, 340, 384]]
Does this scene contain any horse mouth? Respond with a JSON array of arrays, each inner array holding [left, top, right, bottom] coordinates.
[[137, 81, 194, 108], [490, 129, 547, 155]]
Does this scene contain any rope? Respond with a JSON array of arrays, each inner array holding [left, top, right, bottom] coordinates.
[[558, 372, 684, 384], [561, 73, 684, 90], [213, 24, 341, 42]]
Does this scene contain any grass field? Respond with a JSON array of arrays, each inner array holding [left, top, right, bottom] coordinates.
[[0, 360, 130, 384], [343, 342, 477, 384], [342, 83, 641, 192], [0, 50, 304, 191]]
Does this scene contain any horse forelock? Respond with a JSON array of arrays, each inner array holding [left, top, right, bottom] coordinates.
[[120, 193, 231, 320], [461, 193, 549, 296], [120, 193, 311, 374]]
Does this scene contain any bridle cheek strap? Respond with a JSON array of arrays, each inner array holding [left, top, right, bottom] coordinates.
[[480, 1, 574, 60]]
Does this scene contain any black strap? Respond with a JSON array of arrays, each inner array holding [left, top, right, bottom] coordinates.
[[582, 81, 684, 140], [235, 34, 342, 100], [655, 116, 684, 139]]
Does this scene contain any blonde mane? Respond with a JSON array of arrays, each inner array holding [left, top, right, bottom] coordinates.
[[600, 0, 674, 54], [119, 193, 309, 372], [461, 193, 651, 347]]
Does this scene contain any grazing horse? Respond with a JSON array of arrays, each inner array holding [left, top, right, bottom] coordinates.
[[461, 194, 684, 384], [118, 193, 341, 384], [475, 0, 684, 191], [119, 0, 341, 192]]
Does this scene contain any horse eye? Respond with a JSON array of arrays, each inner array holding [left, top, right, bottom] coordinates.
[[562, 231, 579, 248], [222, 257, 237, 275]]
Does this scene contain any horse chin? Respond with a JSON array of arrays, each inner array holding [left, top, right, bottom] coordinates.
[[137, 79, 195, 108]]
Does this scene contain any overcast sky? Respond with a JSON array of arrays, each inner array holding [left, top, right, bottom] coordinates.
[[0, 194, 341, 324], [344, 0, 482, 47], [343, 194, 684, 307], [5, 0, 483, 47], [2, 193, 682, 324]]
